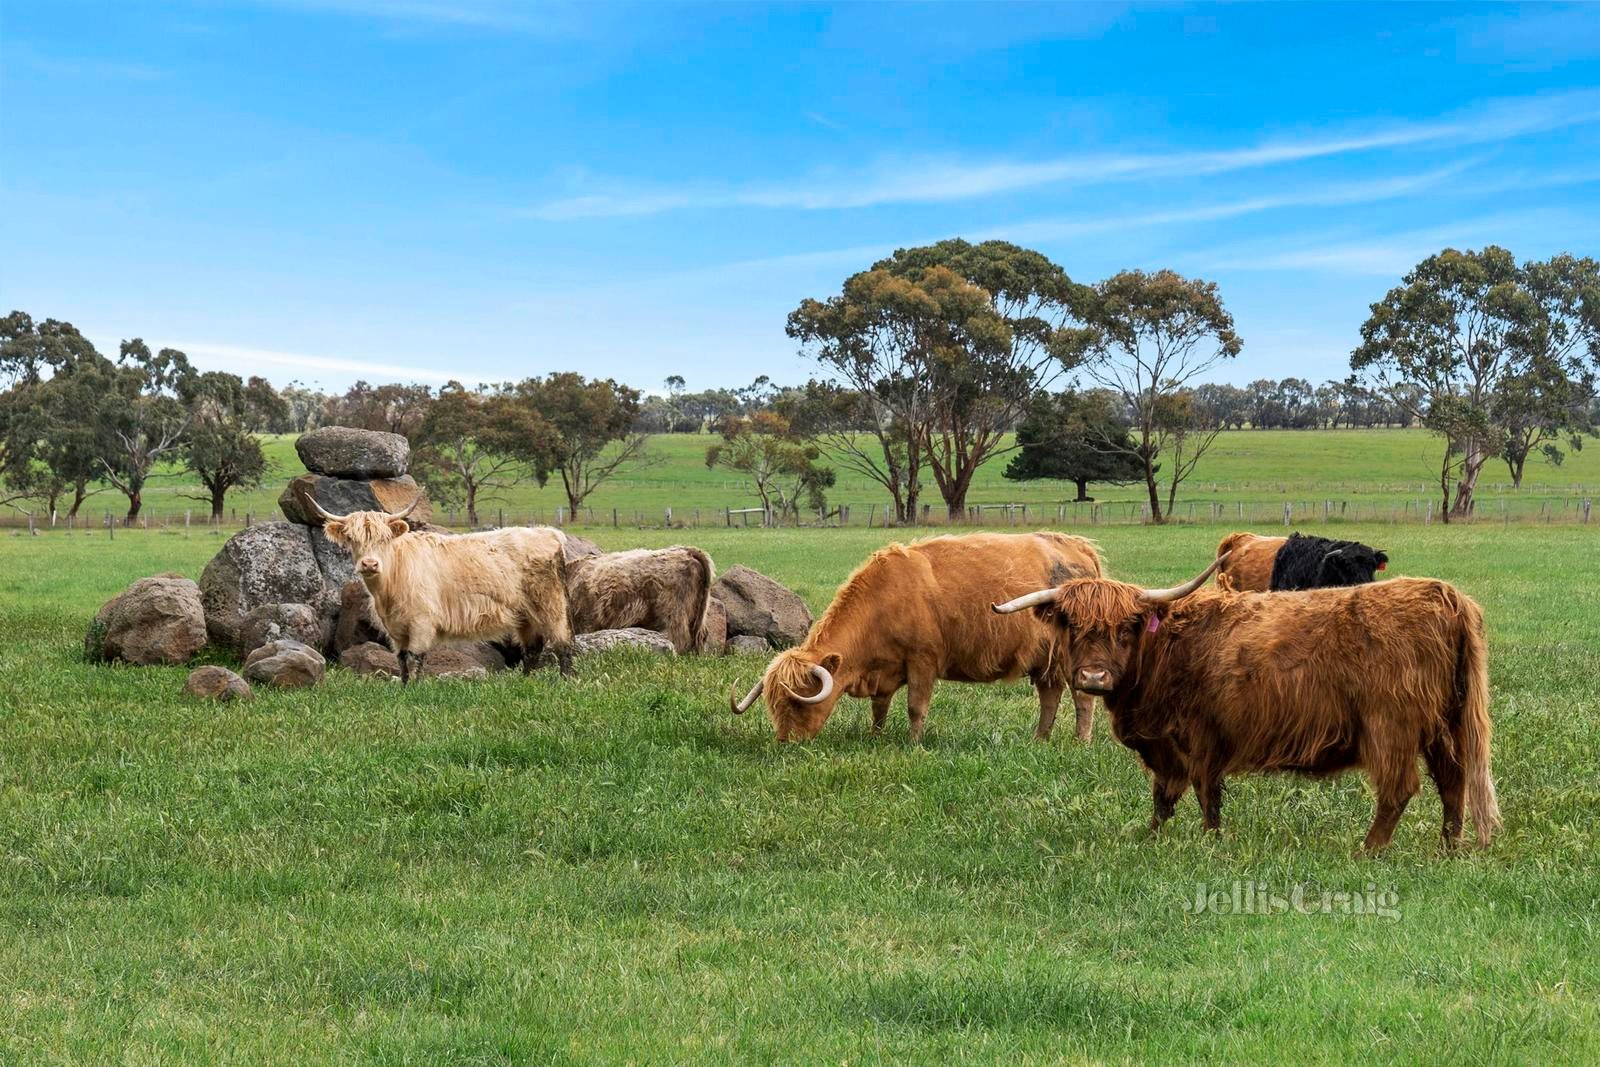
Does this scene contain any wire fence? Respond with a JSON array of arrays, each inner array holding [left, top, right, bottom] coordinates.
[[5, 493, 1596, 538]]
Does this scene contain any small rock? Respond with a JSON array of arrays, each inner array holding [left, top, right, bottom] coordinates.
[[238, 603, 324, 657], [711, 565, 813, 649], [279, 473, 432, 527], [182, 665, 253, 702], [341, 641, 399, 678], [243, 638, 326, 688], [294, 426, 410, 479], [573, 627, 677, 656], [727, 635, 771, 655], [87, 575, 208, 665], [697, 596, 728, 654]]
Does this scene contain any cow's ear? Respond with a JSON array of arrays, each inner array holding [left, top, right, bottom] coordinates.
[[819, 652, 843, 674], [323, 519, 346, 541], [387, 518, 410, 537]]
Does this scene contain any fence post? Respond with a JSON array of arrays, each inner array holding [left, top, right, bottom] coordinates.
[[665, 506, 672, 526], [27, 511, 35, 536], [1584, 499, 1592, 524], [185, 510, 191, 538], [1425, 501, 1433, 525], [1283, 502, 1291, 527], [107, 511, 113, 540]]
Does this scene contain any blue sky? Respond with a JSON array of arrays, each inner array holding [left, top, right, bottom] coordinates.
[[2, 1, 1598, 394]]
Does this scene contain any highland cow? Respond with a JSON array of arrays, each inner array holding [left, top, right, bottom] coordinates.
[[730, 532, 1103, 743], [994, 557, 1499, 851]]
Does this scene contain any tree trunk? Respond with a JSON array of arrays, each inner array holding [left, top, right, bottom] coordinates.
[[1074, 478, 1092, 502], [210, 485, 226, 522], [560, 465, 583, 515], [68, 479, 89, 519], [1144, 453, 1164, 524], [465, 482, 479, 528], [1507, 448, 1526, 489], [1451, 438, 1487, 517], [124, 490, 142, 526], [1439, 445, 1453, 526], [939, 470, 973, 519]]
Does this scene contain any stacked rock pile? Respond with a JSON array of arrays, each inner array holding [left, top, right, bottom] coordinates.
[[84, 426, 821, 700], [196, 427, 434, 656]]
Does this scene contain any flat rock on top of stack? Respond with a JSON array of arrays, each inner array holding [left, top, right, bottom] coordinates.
[[295, 426, 409, 479]]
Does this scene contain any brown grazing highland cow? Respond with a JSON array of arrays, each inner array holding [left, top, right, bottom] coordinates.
[[730, 532, 1103, 743], [994, 557, 1499, 851]]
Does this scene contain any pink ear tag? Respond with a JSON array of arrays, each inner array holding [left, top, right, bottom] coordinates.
[[1146, 614, 1161, 634]]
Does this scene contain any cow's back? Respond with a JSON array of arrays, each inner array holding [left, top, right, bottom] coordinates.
[[886, 532, 1099, 683], [1214, 533, 1284, 592], [1147, 579, 1476, 770]]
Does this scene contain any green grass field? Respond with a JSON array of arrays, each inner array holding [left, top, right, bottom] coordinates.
[[24, 428, 1600, 529], [2, 522, 1598, 1062]]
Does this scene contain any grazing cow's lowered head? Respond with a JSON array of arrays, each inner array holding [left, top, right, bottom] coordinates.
[[730, 648, 843, 742], [992, 555, 1227, 696]]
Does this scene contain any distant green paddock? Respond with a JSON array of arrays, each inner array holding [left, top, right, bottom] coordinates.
[[1, 523, 1597, 1061], [10, 429, 1599, 530]]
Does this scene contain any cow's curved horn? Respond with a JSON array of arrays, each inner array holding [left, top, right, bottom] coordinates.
[[307, 495, 348, 522], [729, 679, 763, 715], [387, 495, 422, 519], [784, 664, 833, 705], [991, 587, 1061, 615], [1139, 553, 1229, 604]]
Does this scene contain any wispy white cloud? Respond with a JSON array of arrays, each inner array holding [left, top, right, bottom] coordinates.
[[176, 341, 481, 384], [676, 161, 1482, 280], [251, 0, 586, 33], [523, 90, 1600, 221], [1200, 211, 1588, 276], [5, 44, 168, 81]]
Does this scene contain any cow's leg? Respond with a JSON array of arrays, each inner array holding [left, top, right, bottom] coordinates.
[[554, 644, 576, 679], [905, 668, 935, 743], [1033, 683, 1061, 742], [870, 693, 892, 736], [398, 649, 412, 685], [405, 624, 435, 684], [1362, 760, 1420, 853], [521, 636, 546, 676], [1135, 739, 1190, 832], [1190, 743, 1228, 832], [1423, 737, 1466, 848], [1195, 774, 1225, 833], [1072, 691, 1096, 743]]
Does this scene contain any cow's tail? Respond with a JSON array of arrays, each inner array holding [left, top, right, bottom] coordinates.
[[685, 548, 715, 652], [1454, 594, 1500, 845]]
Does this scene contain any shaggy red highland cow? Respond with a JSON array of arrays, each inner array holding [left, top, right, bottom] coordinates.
[[994, 556, 1499, 851], [730, 532, 1103, 743]]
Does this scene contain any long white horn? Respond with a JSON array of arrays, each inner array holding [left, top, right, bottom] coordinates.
[[1140, 553, 1229, 604], [307, 494, 347, 522], [785, 664, 833, 705], [388, 494, 422, 519], [729, 679, 763, 714], [992, 587, 1061, 614]]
